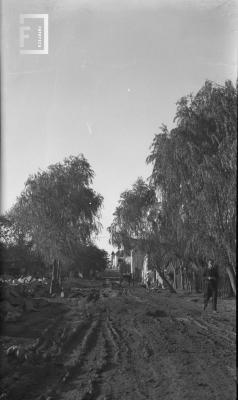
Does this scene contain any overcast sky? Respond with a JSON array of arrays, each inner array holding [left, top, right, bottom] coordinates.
[[2, 0, 237, 253]]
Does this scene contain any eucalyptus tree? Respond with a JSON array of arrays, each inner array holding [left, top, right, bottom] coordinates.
[[147, 80, 237, 294], [108, 178, 158, 252], [8, 155, 103, 291]]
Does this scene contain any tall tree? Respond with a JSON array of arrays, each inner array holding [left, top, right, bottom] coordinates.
[[147, 80, 237, 294], [8, 155, 103, 290], [108, 178, 158, 252]]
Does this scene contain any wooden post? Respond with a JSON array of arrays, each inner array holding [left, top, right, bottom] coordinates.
[[49, 262, 55, 295]]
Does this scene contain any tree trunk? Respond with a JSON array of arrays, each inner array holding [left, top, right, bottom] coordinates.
[[194, 272, 199, 293], [180, 263, 184, 290], [50, 260, 60, 295], [50, 262, 56, 295], [56, 259, 62, 288], [157, 267, 177, 294], [173, 265, 177, 289], [222, 240, 236, 275], [184, 270, 188, 291], [226, 264, 236, 296]]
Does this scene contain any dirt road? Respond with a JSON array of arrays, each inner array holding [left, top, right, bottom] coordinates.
[[0, 285, 236, 400]]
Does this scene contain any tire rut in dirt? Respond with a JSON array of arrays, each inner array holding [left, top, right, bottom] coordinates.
[[106, 314, 154, 399], [58, 318, 101, 398], [58, 316, 119, 400]]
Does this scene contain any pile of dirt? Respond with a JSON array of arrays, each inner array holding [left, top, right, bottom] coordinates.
[[0, 282, 49, 322], [25, 280, 50, 297], [67, 287, 100, 302]]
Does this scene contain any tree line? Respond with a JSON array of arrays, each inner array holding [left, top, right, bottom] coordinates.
[[108, 80, 237, 296]]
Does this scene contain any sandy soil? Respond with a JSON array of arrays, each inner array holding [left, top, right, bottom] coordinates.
[[0, 284, 236, 400]]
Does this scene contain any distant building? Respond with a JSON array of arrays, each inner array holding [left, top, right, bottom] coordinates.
[[111, 247, 161, 284], [111, 251, 119, 269]]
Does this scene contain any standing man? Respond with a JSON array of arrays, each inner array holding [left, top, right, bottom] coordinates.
[[203, 259, 219, 312]]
